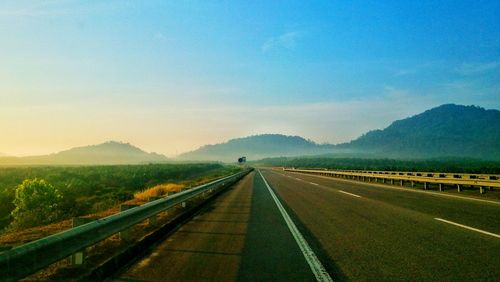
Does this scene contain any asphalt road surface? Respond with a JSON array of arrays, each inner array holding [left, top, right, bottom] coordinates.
[[116, 171, 323, 281], [262, 168, 500, 281], [116, 168, 499, 281]]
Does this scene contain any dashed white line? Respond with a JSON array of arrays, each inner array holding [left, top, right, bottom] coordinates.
[[338, 190, 362, 198], [258, 170, 333, 282], [434, 218, 500, 239], [309, 182, 319, 186], [288, 171, 500, 205]]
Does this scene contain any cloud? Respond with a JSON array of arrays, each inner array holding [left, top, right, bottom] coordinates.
[[383, 86, 413, 98], [262, 32, 299, 52], [393, 69, 416, 77], [455, 61, 499, 75]]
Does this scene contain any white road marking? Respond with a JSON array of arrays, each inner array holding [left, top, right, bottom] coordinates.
[[285, 171, 500, 205], [309, 182, 319, 186], [258, 170, 333, 282], [434, 218, 500, 239], [338, 190, 362, 198]]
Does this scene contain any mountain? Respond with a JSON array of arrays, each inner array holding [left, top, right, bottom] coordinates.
[[339, 104, 500, 159], [0, 141, 169, 165], [178, 134, 334, 162], [179, 104, 500, 162]]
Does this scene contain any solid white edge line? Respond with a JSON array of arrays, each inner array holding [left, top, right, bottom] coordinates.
[[258, 170, 333, 282], [338, 190, 362, 198], [434, 218, 500, 239]]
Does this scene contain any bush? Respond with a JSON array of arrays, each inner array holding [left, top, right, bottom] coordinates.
[[10, 179, 62, 229]]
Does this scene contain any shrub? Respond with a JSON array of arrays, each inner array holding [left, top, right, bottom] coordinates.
[[10, 179, 62, 229]]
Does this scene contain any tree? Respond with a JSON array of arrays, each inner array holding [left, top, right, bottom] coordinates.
[[11, 178, 62, 229]]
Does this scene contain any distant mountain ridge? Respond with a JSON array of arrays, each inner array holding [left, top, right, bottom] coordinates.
[[1, 104, 498, 165], [0, 141, 169, 165], [178, 104, 500, 162], [339, 104, 500, 159], [178, 134, 334, 162]]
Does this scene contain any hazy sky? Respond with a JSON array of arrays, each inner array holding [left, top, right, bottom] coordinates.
[[1, 1, 499, 156]]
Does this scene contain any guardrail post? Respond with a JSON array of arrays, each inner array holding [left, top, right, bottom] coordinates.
[[163, 192, 173, 215], [457, 184, 462, 192], [479, 186, 484, 194], [400, 180, 404, 186], [70, 217, 96, 265], [180, 188, 190, 208], [423, 182, 428, 190], [120, 204, 139, 241], [0, 170, 250, 281], [438, 183, 443, 191], [410, 181, 414, 188], [148, 197, 163, 226], [391, 179, 394, 185]]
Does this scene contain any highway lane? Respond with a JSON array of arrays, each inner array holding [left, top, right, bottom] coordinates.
[[273, 169, 500, 233], [116, 171, 319, 281], [262, 168, 500, 281]]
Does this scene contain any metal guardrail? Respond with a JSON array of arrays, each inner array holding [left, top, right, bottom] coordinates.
[[324, 169, 500, 181], [0, 169, 252, 281], [284, 168, 500, 192]]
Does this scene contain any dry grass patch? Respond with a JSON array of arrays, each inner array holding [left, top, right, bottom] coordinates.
[[133, 183, 185, 202]]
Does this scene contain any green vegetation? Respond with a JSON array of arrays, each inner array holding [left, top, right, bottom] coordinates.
[[256, 157, 500, 174], [0, 163, 240, 231], [11, 179, 63, 229], [340, 104, 500, 159], [181, 104, 500, 162]]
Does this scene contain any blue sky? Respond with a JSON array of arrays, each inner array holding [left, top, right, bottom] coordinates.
[[0, 1, 499, 156]]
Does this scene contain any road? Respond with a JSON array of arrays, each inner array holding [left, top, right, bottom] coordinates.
[[116, 168, 500, 281], [115, 171, 323, 281]]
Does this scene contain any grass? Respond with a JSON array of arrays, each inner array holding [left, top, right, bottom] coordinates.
[[0, 166, 240, 248], [133, 183, 185, 201], [0, 163, 241, 231]]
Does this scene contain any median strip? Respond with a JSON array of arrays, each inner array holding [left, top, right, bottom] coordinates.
[[434, 218, 500, 239], [338, 190, 362, 198], [258, 170, 333, 282]]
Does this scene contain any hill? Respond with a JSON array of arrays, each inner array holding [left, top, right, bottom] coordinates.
[[178, 134, 334, 162], [339, 104, 500, 159], [0, 141, 169, 165], [179, 104, 500, 162]]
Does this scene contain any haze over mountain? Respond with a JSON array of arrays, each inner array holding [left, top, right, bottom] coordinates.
[[179, 104, 500, 162], [0, 141, 169, 165], [1, 104, 497, 165], [339, 104, 500, 159], [178, 134, 334, 162]]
